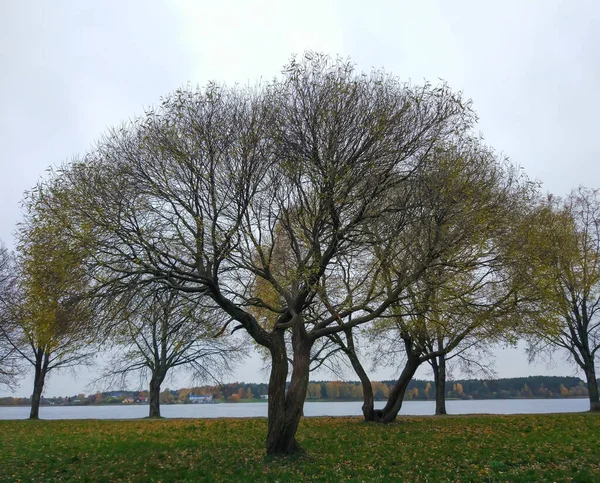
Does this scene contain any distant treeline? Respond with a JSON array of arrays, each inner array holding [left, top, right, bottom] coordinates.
[[0, 376, 595, 406], [309, 376, 593, 401]]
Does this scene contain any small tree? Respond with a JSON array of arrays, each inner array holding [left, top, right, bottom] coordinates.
[[100, 287, 242, 418], [4, 190, 97, 419], [428, 339, 496, 415]]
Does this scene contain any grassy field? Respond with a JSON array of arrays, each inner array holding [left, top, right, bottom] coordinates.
[[0, 413, 598, 482]]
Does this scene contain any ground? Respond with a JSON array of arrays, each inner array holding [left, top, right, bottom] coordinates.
[[0, 413, 598, 481]]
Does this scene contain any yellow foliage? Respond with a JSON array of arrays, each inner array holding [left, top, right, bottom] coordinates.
[[16, 190, 94, 354]]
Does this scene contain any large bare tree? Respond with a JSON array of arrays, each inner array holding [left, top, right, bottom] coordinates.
[[38, 54, 474, 454]]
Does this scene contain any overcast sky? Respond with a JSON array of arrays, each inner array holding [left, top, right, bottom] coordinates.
[[1, 0, 599, 397]]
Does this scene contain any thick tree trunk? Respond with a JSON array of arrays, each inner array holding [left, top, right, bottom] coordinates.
[[374, 356, 421, 423], [584, 364, 600, 412], [148, 374, 164, 418], [30, 351, 49, 420], [265, 331, 311, 456], [432, 355, 447, 415]]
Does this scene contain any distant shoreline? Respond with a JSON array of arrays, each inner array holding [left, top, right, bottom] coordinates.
[[0, 396, 591, 408]]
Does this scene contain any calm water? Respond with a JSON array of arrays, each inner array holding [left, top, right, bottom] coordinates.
[[0, 398, 589, 420]]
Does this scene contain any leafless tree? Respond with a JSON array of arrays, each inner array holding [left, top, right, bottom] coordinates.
[[98, 287, 243, 417], [0, 243, 22, 389]]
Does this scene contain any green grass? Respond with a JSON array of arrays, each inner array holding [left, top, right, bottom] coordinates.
[[0, 413, 598, 482]]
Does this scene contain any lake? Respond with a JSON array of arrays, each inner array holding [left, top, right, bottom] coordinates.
[[0, 398, 589, 420]]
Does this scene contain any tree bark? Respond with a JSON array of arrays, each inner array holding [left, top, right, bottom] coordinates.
[[148, 373, 164, 418], [373, 356, 421, 423], [339, 330, 375, 421], [265, 330, 311, 456], [30, 350, 49, 420], [29, 371, 45, 420], [432, 355, 447, 415], [584, 363, 600, 412], [353, 358, 375, 422]]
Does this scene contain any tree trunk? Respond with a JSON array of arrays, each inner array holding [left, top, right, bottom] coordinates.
[[30, 350, 49, 420], [584, 363, 600, 412], [265, 331, 311, 456], [340, 329, 375, 421], [29, 371, 45, 420], [374, 356, 421, 423], [432, 355, 447, 415], [148, 374, 164, 418], [354, 360, 375, 422]]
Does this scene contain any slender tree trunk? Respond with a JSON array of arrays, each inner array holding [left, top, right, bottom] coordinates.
[[148, 373, 164, 418], [30, 371, 45, 420], [340, 329, 375, 421], [432, 355, 447, 415], [266, 330, 311, 456], [374, 356, 421, 423], [30, 350, 49, 420], [353, 358, 375, 422], [584, 363, 600, 412]]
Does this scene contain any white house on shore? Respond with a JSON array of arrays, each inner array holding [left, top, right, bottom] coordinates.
[[189, 393, 213, 404]]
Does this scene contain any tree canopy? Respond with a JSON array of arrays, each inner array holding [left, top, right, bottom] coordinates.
[[17, 53, 598, 455]]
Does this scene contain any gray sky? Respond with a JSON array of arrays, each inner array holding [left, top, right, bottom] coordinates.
[[1, 0, 598, 397]]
